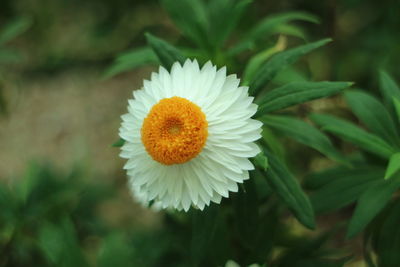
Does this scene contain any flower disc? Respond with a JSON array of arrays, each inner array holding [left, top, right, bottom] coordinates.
[[141, 96, 208, 165]]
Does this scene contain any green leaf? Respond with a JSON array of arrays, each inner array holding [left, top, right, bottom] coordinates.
[[311, 113, 396, 159], [161, 0, 209, 48], [252, 168, 273, 199], [230, 12, 319, 55], [379, 70, 400, 109], [249, 39, 332, 96], [145, 33, 185, 70], [263, 149, 315, 229], [310, 167, 384, 214], [346, 174, 400, 239], [256, 81, 350, 115], [97, 233, 134, 267], [260, 115, 348, 165], [272, 66, 308, 85], [207, 0, 252, 48], [393, 97, 400, 123], [191, 204, 220, 266], [345, 90, 400, 146], [243, 36, 286, 84], [253, 151, 269, 171], [376, 199, 400, 267], [38, 217, 88, 267], [112, 138, 125, 147], [261, 127, 285, 161], [273, 24, 308, 40], [0, 17, 32, 45], [103, 47, 158, 78], [385, 153, 400, 180]]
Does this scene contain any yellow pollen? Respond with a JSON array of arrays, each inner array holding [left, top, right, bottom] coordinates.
[[141, 96, 208, 165]]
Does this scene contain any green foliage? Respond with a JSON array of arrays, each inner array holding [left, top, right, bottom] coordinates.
[[310, 71, 400, 265], [373, 200, 400, 267], [309, 166, 383, 214], [145, 33, 186, 70], [384, 153, 400, 180], [0, 17, 32, 45], [103, 47, 158, 78], [262, 148, 315, 229], [311, 113, 396, 158], [0, 17, 31, 115], [344, 90, 400, 147], [346, 173, 400, 238], [259, 115, 347, 165], [229, 11, 319, 56], [248, 39, 332, 95], [111, 138, 125, 147], [255, 81, 350, 115], [0, 163, 112, 266]]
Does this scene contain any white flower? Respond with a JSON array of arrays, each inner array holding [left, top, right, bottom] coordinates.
[[119, 59, 262, 211]]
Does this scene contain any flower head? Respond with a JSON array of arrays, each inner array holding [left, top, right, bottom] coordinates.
[[119, 59, 262, 211]]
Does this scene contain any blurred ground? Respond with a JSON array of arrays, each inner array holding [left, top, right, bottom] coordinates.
[[0, 68, 154, 180]]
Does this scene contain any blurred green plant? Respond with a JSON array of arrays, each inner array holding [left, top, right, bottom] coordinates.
[[0, 163, 111, 266], [0, 17, 31, 115], [104, 0, 320, 78]]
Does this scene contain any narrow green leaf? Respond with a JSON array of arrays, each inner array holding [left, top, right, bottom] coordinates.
[[253, 151, 269, 171], [243, 36, 286, 84], [376, 199, 400, 267], [161, 0, 209, 48], [230, 11, 319, 55], [252, 168, 273, 199], [249, 39, 332, 95], [310, 167, 384, 214], [261, 127, 285, 161], [103, 47, 158, 78], [385, 153, 400, 180], [345, 90, 400, 146], [0, 17, 32, 44], [379, 70, 400, 108], [272, 66, 308, 85], [260, 115, 347, 165], [305, 165, 379, 190], [264, 149, 315, 229], [273, 24, 308, 40], [38, 217, 88, 267], [112, 138, 125, 147], [393, 97, 400, 123], [346, 174, 400, 238], [145, 33, 185, 70], [207, 0, 252, 48], [256, 81, 350, 115], [311, 113, 396, 159]]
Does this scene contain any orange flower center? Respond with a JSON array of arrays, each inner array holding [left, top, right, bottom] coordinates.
[[141, 96, 208, 165]]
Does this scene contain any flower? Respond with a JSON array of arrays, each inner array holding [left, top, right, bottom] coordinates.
[[119, 59, 262, 211]]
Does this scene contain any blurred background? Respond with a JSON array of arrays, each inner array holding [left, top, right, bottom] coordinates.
[[0, 0, 399, 266]]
